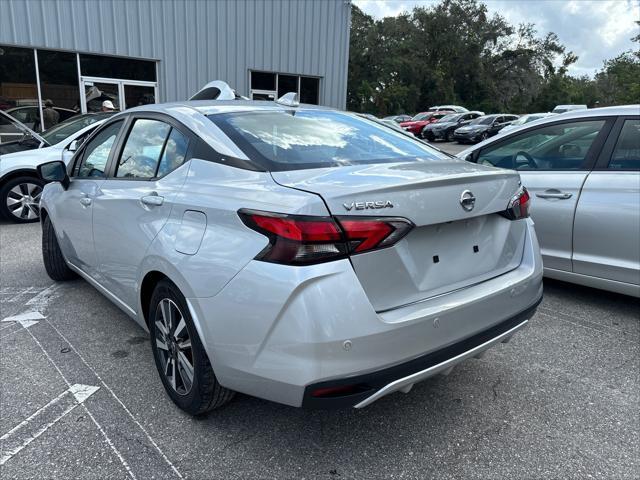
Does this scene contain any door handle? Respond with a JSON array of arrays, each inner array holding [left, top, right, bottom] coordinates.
[[79, 197, 92, 207], [535, 192, 572, 200], [140, 194, 164, 207]]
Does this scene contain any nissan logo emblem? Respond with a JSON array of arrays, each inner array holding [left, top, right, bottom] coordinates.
[[460, 190, 476, 212]]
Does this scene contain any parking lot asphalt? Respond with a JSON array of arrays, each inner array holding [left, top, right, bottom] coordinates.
[[430, 140, 468, 156], [1, 182, 639, 479]]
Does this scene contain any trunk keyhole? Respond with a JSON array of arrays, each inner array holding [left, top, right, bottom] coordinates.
[[473, 245, 479, 253], [433, 255, 439, 263]]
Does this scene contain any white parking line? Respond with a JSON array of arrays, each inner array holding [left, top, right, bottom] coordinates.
[[45, 319, 185, 479], [2, 311, 45, 328], [25, 284, 60, 310], [23, 328, 136, 479], [0, 384, 99, 465]]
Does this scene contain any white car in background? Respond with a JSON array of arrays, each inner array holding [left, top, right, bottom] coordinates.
[[0, 111, 111, 222], [498, 113, 556, 135]]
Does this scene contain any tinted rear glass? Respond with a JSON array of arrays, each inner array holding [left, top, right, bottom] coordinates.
[[209, 110, 449, 171], [438, 114, 461, 123], [471, 116, 496, 125]]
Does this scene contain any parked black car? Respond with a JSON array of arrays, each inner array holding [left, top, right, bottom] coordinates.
[[421, 111, 484, 141], [453, 114, 519, 144]]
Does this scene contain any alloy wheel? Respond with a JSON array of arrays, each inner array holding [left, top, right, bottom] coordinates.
[[154, 298, 194, 395], [6, 182, 42, 221]]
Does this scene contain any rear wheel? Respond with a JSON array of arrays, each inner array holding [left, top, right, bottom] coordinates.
[[42, 215, 77, 281], [0, 176, 43, 223], [149, 280, 234, 415]]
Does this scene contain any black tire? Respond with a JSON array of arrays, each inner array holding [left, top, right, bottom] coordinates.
[[0, 176, 44, 223], [149, 280, 234, 415], [42, 215, 77, 281], [481, 132, 489, 141]]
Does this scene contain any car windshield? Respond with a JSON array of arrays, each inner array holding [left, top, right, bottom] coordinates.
[[210, 110, 449, 171], [438, 114, 461, 123], [40, 113, 110, 145], [470, 116, 496, 125], [411, 113, 431, 121], [510, 116, 530, 126]]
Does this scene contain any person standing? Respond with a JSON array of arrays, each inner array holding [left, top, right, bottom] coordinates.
[[42, 99, 59, 130]]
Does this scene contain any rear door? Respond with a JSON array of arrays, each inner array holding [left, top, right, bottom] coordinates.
[[573, 116, 640, 285], [92, 114, 192, 308], [474, 117, 613, 272]]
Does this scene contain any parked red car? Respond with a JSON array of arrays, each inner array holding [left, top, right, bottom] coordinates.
[[400, 111, 453, 136]]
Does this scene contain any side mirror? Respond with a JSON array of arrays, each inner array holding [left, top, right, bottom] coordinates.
[[37, 161, 69, 189]]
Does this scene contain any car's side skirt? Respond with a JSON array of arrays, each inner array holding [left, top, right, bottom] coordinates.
[[544, 267, 640, 298]]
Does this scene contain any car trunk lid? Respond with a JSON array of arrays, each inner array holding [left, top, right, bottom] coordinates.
[[272, 160, 527, 312]]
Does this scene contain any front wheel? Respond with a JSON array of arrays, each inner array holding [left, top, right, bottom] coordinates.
[[446, 130, 455, 142], [0, 176, 44, 223], [149, 280, 235, 415]]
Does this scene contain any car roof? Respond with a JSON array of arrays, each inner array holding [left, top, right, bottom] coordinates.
[[456, 104, 639, 158], [125, 99, 335, 117], [548, 104, 638, 119]]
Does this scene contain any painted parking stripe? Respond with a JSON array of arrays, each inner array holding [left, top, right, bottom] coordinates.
[[2, 311, 45, 328], [24, 327, 136, 479], [0, 384, 99, 465]]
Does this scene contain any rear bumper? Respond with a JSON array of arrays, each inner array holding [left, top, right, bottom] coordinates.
[[187, 219, 543, 407], [303, 297, 539, 408]]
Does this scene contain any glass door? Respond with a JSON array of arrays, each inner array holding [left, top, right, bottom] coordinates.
[[82, 80, 121, 113], [123, 84, 156, 108]]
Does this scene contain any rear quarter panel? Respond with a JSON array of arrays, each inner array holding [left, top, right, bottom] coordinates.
[[138, 159, 330, 302]]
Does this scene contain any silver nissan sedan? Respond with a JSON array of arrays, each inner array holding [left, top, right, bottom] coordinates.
[[37, 97, 543, 414], [458, 105, 640, 297]]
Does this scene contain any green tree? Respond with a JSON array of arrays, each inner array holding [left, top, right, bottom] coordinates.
[[347, 1, 638, 116]]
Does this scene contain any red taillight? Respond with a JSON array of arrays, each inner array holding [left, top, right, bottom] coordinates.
[[338, 217, 412, 253], [239, 209, 413, 265], [501, 186, 530, 220]]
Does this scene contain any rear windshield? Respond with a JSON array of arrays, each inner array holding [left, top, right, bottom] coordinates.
[[470, 116, 496, 125], [209, 110, 449, 171], [411, 112, 431, 121], [438, 114, 461, 123]]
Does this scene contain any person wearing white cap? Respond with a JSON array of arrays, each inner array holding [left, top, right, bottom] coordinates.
[[101, 100, 116, 112]]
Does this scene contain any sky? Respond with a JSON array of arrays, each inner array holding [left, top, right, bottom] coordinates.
[[353, 0, 640, 77]]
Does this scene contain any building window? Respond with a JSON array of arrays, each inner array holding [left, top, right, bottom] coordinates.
[[0, 45, 40, 137], [277, 74, 298, 98], [300, 77, 320, 105], [79, 54, 156, 82], [250, 71, 320, 105], [37, 49, 81, 116], [251, 71, 276, 91]]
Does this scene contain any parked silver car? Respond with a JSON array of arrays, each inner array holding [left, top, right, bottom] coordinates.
[[38, 97, 543, 414], [458, 105, 639, 297]]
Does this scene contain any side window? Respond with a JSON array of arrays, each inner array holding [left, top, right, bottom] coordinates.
[[75, 120, 123, 178], [116, 119, 171, 179], [157, 128, 189, 177], [608, 119, 640, 170], [476, 120, 606, 171]]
